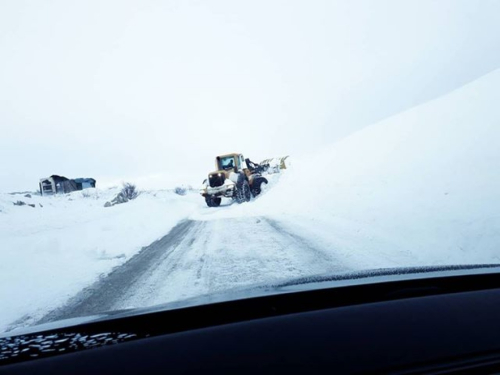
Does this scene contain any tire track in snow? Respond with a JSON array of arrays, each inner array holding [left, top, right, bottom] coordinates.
[[37, 216, 350, 324], [37, 220, 197, 323]]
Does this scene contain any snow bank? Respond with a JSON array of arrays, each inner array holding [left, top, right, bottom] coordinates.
[[256, 68, 500, 267], [0, 188, 199, 332]]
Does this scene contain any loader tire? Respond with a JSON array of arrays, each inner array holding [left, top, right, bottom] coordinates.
[[236, 180, 251, 203], [205, 196, 221, 207], [251, 177, 268, 197]]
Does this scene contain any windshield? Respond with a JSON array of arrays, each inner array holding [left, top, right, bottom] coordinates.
[[218, 157, 235, 170], [1, 1, 500, 335]]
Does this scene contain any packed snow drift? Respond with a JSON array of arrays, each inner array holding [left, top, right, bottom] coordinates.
[[255, 68, 500, 266]]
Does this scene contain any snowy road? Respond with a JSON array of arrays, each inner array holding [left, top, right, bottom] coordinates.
[[4, 67, 500, 334], [39, 216, 348, 323]]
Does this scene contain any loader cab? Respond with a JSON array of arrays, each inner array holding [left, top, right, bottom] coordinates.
[[216, 154, 246, 172]]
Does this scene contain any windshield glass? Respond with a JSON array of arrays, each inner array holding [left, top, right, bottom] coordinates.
[[219, 157, 235, 170], [1, 0, 500, 335]]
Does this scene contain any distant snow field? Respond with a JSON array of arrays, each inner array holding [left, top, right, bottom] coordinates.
[[1, 68, 500, 333]]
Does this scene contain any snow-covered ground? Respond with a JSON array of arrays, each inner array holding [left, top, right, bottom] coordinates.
[[193, 68, 500, 268], [256, 68, 500, 266], [0, 188, 199, 332], [1, 68, 500, 333]]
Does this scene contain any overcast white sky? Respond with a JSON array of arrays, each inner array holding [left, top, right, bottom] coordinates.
[[1, 0, 500, 191]]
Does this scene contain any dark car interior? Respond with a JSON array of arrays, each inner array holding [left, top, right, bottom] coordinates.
[[2, 268, 500, 374]]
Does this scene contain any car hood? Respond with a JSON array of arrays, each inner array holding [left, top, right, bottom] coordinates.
[[3, 264, 500, 337]]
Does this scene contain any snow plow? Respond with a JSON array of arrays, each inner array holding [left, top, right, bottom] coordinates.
[[200, 153, 270, 207], [259, 156, 290, 173]]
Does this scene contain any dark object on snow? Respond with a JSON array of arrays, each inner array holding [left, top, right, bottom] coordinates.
[[24, 194, 32, 198], [39, 176, 96, 196], [104, 193, 129, 208], [174, 186, 188, 196], [13, 200, 35, 208], [121, 183, 138, 200], [104, 183, 139, 208], [73, 178, 97, 191], [8, 191, 35, 196]]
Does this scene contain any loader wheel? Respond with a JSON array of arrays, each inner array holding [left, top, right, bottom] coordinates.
[[205, 196, 221, 207], [236, 180, 251, 203], [251, 178, 268, 197], [244, 181, 251, 202]]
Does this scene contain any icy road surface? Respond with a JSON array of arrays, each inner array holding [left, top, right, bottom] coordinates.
[[39, 217, 347, 322]]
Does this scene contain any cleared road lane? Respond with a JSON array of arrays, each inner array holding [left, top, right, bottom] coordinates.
[[39, 217, 348, 323]]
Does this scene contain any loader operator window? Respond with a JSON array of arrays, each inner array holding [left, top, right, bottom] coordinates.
[[220, 157, 235, 170]]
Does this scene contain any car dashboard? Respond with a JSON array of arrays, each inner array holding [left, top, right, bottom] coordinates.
[[1, 267, 500, 374]]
